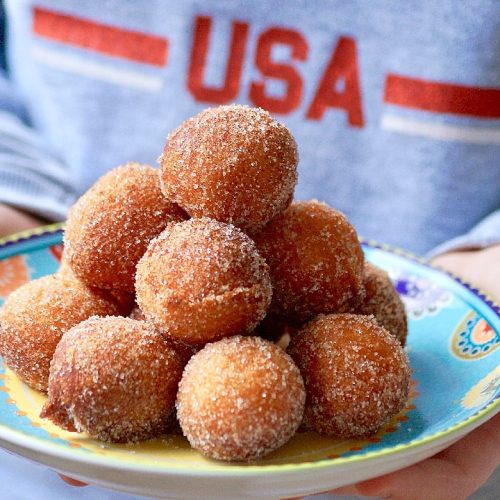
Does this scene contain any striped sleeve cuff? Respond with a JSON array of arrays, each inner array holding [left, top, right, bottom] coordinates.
[[0, 164, 75, 220], [0, 110, 77, 221], [427, 210, 500, 258]]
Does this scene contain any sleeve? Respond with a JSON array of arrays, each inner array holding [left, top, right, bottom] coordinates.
[[427, 210, 500, 258], [0, 70, 78, 221], [0, 3, 77, 221]]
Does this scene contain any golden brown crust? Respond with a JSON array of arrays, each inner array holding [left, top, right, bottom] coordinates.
[[355, 262, 408, 346], [3, 105, 414, 453], [176, 335, 305, 461], [41, 316, 184, 443], [57, 254, 135, 315], [288, 313, 411, 438], [254, 200, 364, 325], [64, 163, 187, 292], [0, 275, 120, 392], [129, 306, 198, 363], [159, 105, 298, 233], [135, 218, 272, 345]]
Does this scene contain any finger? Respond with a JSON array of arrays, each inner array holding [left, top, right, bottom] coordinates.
[[329, 484, 360, 495], [324, 414, 499, 500], [59, 474, 88, 487], [353, 414, 500, 500], [354, 459, 466, 500]]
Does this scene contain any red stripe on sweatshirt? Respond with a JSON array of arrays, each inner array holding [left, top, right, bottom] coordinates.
[[384, 74, 500, 118], [33, 7, 167, 66]]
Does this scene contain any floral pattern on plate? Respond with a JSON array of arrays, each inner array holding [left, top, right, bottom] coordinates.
[[390, 271, 453, 320], [451, 311, 499, 360]]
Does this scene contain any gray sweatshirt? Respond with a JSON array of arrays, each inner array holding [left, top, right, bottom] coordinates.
[[0, 0, 499, 256]]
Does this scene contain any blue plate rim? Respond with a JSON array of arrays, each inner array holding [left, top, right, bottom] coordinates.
[[0, 224, 498, 476]]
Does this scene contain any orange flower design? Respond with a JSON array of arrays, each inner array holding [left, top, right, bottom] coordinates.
[[471, 321, 494, 344], [0, 256, 30, 297]]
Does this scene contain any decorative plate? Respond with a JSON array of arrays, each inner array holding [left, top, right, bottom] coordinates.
[[0, 225, 498, 499]]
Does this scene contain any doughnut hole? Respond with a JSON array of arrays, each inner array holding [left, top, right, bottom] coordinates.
[[176, 335, 305, 461], [136, 218, 272, 346], [159, 105, 298, 233], [355, 262, 408, 345], [64, 163, 187, 292], [40, 317, 184, 442], [288, 313, 410, 438], [254, 200, 364, 325], [0, 275, 120, 391]]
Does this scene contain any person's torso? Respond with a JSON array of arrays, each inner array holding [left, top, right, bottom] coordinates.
[[5, 0, 500, 253]]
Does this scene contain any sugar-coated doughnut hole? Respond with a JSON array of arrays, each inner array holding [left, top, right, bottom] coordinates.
[[254, 200, 365, 325], [2, 102, 413, 458], [288, 313, 410, 438], [0, 275, 121, 392], [64, 163, 187, 292], [135, 218, 272, 346], [40, 316, 184, 443], [355, 262, 408, 345], [159, 105, 298, 233], [176, 335, 305, 461]]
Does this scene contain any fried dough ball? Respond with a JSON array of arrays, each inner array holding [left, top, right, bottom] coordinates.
[[40, 317, 184, 443], [64, 163, 187, 293], [254, 200, 364, 325], [355, 263, 408, 345], [0, 275, 120, 392], [288, 314, 411, 438], [136, 218, 272, 346], [177, 336, 305, 461], [159, 105, 298, 233]]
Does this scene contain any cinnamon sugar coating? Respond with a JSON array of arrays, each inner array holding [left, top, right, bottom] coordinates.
[[159, 105, 298, 233], [1, 105, 415, 452], [64, 163, 187, 293], [254, 200, 364, 325], [41, 317, 184, 443], [355, 262, 408, 345], [288, 314, 411, 438], [135, 218, 272, 346], [57, 253, 134, 315], [176, 335, 305, 461], [129, 306, 198, 363], [0, 275, 120, 392]]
